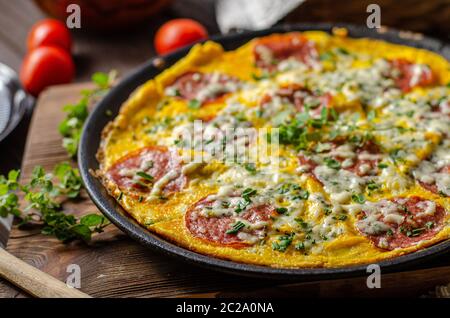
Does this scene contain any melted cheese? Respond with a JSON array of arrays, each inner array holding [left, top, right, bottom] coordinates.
[[99, 31, 450, 268]]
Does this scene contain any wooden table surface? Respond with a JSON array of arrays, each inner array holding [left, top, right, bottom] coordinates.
[[2, 82, 450, 298], [0, 0, 449, 298]]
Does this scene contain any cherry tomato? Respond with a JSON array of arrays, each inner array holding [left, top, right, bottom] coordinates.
[[20, 46, 75, 96], [154, 19, 208, 55], [27, 19, 72, 52]]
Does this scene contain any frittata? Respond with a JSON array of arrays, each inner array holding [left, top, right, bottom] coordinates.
[[96, 30, 450, 268]]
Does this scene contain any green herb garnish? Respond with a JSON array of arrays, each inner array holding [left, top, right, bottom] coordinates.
[[188, 99, 201, 109], [324, 157, 341, 170], [272, 233, 295, 252], [0, 166, 110, 243], [275, 207, 288, 214], [352, 193, 366, 204], [136, 171, 154, 182], [226, 221, 246, 234], [59, 71, 116, 157]]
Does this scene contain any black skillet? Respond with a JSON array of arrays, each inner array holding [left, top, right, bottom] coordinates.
[[79, 23, 450, 280]]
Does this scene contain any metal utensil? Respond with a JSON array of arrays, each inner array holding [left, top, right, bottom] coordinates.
[[0, 63, 33, 248]]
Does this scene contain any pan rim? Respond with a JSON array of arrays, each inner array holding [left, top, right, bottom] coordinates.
[[79, 23, 450, 280]]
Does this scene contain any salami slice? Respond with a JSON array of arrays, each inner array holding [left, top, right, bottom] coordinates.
[[356, 196, 446, 250], [299, 140, 382, 181], [389, 59, 436, 92], [185, 196, 274, 248], [261, 84, 332, 117], [166, 71, 241, 104], [430, 99, 450, 117], [253, 33, 318, 70], [418, 165, 450, 196], [106, 146, 186, 197], [344, 141, 381, 177]]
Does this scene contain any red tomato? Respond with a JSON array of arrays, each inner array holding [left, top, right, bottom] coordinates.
[[154, 19, 208, 55], [27, 19, 72, 52], [20, 46, 75, 96]]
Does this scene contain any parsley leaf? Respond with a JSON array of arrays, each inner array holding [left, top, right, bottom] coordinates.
[[59, 70, 116, 157], [0, 165, 110, 243]]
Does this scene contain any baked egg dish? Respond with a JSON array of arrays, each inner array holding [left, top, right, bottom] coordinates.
[[96, 30, 450, 268]]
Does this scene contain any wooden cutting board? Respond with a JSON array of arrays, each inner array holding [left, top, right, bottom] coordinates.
[[1, 82, 450, 298]]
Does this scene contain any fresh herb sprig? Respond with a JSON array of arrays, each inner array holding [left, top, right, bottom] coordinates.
[[59, 71, 117, 157], [0, 165, 109, 243]]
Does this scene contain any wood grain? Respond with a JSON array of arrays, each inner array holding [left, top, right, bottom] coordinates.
[[0, 248, 91, 298], [0, 82, 449, 298]]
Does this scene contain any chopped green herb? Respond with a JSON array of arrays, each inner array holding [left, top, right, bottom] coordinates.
[[226, 221, 246, 234], [243, 163, 257, 174], [352, 193, 366, 204], [319, 51, 333, 61], [251, 72, 270, 81], [272, 233, 295, 252], [389, 148, 405, 164], [324, 157, 341, 170], [425, 221, 435, 229], [335, 47, 350, 55], [295, 218, 309, 230], [366, 180, 380, 191], [295, 241, 305, 250], [188, 99, 201, 109], [275, 207, 288, 214], [136, 171, 154, 182], [242, 188, 257, 200]]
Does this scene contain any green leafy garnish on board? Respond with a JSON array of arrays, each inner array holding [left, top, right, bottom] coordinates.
[[0, 165, 109, 243], [59, 71, 117, 157]]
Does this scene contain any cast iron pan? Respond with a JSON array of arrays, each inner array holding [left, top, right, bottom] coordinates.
[[79, 23, 450, 280]]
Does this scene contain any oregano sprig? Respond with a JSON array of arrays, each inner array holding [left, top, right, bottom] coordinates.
[[59, 70, 117, 157], [0, 164, 109, 243]]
